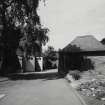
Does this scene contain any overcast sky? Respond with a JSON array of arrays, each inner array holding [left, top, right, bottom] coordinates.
[[38, 0, 105, 50]]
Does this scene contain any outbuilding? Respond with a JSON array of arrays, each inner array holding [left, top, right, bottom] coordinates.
[[58, 35, 105, 75]]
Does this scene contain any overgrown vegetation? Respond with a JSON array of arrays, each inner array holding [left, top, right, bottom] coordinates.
[[68, 70, 81, 80], [0, 0, 49, 75], [43, 46, 58, 70], [67, 69, 105, 105]]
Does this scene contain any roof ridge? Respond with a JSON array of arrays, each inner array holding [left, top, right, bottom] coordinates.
[[76, 35, 94, 38]]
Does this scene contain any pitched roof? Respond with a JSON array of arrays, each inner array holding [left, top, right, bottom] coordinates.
[[63, 35, 105, 52]]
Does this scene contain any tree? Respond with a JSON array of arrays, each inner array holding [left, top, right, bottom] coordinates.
[[0, 0, 49, 74], [101, 38, 105, 45], [43, 46, 58, 70]]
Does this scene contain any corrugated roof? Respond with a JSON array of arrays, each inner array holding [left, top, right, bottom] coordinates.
[[63, 35, 105, 52]]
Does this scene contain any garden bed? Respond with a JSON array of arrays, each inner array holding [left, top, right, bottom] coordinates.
[[77, 79, 105, 105], [75, 71, 105, 105], [67, 70, 105, 105]]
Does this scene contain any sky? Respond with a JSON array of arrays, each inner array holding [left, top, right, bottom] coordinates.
[[38, 0, 105, 50]]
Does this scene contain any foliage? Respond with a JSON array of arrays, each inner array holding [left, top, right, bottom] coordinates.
[[101, 38, 105, 45], [69, 70, 81, 80], [0, 0, 49, 74], [43, 46, 58, 70], [0, 0, 49, 55]]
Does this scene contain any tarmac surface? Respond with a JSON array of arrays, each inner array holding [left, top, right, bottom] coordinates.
[[0, 70, 87, 105]]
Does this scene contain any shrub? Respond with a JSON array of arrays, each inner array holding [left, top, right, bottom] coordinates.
[[69, 70, 81, 80]]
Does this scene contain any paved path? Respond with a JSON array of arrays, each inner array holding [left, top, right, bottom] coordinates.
[[0, 77, 8, 82], [0, 74, 86, 105]]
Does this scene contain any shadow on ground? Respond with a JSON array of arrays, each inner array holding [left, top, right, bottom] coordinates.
[[7, 72, 63, 80]]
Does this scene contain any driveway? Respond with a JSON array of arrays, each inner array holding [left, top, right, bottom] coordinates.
[[0, 70, 86, 105]]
